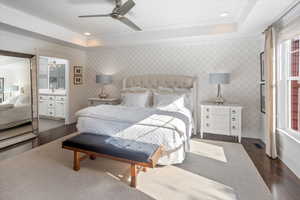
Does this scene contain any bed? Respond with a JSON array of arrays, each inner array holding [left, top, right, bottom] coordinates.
[[76, 75, 198, 165], [0, 95, 32, 130]]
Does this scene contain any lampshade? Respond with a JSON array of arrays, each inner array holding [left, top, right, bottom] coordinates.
[[209, 73, 230, 84], [96, 74, 112, 85]]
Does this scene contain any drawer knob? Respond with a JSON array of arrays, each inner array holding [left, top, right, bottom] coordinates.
[[206, 108, 210, 112], [206, 123, 210, 127], [206, 115, 209, 119], [232, 126, 236, 129], [232, 110, 236, 114], [232, 117, 236, 121]]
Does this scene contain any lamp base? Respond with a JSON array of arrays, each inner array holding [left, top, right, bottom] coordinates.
[[98, 93, 108, 99], [215, 96, 225, 104]]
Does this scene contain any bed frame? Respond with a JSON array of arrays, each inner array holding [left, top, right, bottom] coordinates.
[[122, 74, 198, 134]]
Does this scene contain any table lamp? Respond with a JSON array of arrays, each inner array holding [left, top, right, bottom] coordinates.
[[209, 73, 230, 104], [96, 74, 112, 99]]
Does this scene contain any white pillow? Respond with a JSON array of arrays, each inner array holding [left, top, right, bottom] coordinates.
[[15, 95, 30, 106], [4, 95, 19, 104], [153, 92, 185, 110], [121, 91, 151, 107], [173, 88, 193, 110]]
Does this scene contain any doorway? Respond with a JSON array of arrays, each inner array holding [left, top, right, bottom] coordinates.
[[38, 56, 69, 132]]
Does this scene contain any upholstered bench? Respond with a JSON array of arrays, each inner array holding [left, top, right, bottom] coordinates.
[[62, 133, 162, 188]]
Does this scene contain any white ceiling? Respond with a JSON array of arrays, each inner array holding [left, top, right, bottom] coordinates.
[[0, 0, 248, 34], [0, 0, 297, 47]]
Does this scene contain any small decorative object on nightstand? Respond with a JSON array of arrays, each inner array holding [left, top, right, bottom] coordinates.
[[88, 98, 120, 106], [200, 102, 242, 143], [96, 74, 112, 99], [209, 73, 230, 104]]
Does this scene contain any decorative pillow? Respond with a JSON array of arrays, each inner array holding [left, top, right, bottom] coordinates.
[[121, 91, 151, 107], [153, 92, 185, 110]]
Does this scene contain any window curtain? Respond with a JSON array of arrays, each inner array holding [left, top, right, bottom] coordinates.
[[265, 27, 278, 159]]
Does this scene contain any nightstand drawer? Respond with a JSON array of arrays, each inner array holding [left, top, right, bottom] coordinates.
[[203, 115, 230, 130], [204, 106, 230, 116]]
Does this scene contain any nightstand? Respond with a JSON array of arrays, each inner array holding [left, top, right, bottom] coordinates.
[[200, 102, 243, 143], [88, 98, 120, 106]]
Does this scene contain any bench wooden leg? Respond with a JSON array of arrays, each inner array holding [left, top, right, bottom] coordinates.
[[142, 167, 147, 172], [130, 164, 137, 188], [73, 151, 80, 171], [89, 155, 97, 160]]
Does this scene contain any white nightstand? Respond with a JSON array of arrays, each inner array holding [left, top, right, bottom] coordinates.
[[88, 98, 120, 106], [200, 102, 243, 143]]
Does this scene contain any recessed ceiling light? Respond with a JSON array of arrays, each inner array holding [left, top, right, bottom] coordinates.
[[220, 12, 229, 17], [84, 32, 91, 36]]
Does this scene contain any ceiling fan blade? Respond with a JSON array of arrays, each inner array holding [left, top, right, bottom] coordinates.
[[78, 14, 111, 18], [118, 0, 135, 16], [117, 16, 142, 31]]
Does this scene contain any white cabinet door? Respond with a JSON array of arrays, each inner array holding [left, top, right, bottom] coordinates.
[[39, 100, 48, 116], [55, 101, 65, 118]]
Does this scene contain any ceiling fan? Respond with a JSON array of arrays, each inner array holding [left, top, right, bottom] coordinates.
[[79, 0, 142, 31]]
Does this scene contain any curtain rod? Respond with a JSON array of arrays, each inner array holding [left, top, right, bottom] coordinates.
[[271, 1, 300, 26]]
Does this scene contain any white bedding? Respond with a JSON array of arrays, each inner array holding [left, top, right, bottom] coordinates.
[[0, 104, 31, 129], [76, 105, 193, 165]]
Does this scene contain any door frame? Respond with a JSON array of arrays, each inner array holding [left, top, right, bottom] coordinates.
[[37, 55, 70, 125]]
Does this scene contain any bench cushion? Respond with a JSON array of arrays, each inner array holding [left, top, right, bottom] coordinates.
[[62, 133, 160, 163]]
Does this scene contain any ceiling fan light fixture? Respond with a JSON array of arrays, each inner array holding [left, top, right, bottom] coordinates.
[[84, 32, 91, 36], [220, 12, 229, 17]]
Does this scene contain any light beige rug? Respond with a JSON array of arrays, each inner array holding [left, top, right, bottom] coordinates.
[[0, 133, 272, 200]]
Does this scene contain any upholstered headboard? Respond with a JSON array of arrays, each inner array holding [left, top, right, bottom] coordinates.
[[123, 74, 195, 89], [122, 74, 198, 134]]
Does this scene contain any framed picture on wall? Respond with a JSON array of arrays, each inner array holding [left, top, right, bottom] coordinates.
[[74, 76, 83, 85], [260, 83, 266, 114], [73, 66, 83, 85], [74, 66, 83, 76], [260, 52, 265, 82]]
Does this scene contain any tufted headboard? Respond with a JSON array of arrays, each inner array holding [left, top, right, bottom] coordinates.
[[122, 74, 198, 134]]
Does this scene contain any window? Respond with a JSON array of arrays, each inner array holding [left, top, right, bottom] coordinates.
[[280, 38, 300, 133], [290, 39, 300, 132]]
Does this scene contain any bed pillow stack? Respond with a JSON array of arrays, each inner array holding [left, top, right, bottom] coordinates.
[[121, 87, 152, 107], [121, 87, 192, 110]]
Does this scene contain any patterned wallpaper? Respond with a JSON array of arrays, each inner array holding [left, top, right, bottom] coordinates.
[[86, 37, 263, 140]]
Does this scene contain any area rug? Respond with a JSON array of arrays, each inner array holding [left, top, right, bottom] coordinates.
[[0, 133, 272, 200]]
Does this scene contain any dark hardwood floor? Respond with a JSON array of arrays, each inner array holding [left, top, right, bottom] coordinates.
[[202, 133, 300, 200], [38, 126, 300, 200], [38, 123, 77, 145]]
